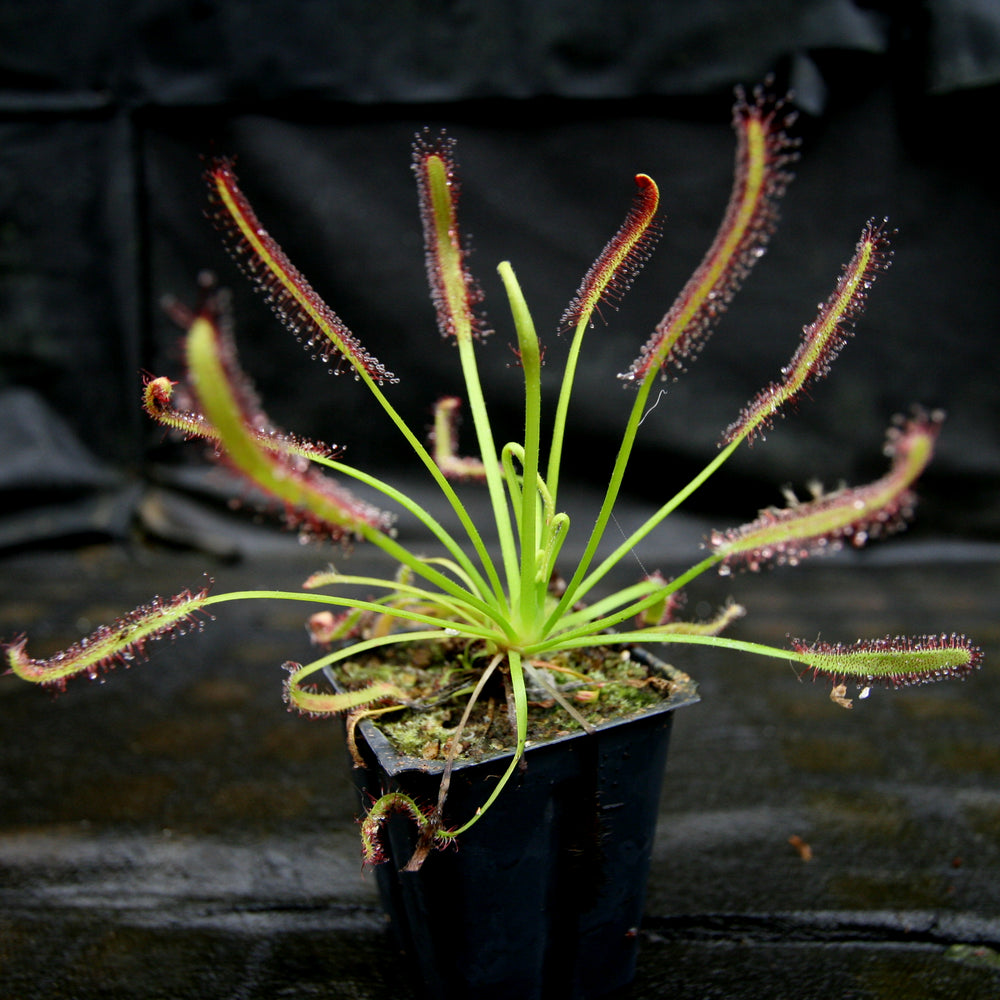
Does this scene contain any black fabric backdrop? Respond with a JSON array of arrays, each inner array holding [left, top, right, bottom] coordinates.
[[1, 0, 998, 552]]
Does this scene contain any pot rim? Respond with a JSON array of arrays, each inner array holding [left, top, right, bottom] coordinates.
[[324, 644, 699, 777]]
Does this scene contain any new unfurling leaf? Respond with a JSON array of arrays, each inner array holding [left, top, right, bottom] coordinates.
[[561, 173, 661, 331]]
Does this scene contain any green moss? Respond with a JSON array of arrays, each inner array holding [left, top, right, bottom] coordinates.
[[335, 643, 686, 763], [945, 943, 1000, 971]]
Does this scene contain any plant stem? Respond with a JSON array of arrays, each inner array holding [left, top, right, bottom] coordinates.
[[546, 314, 590, 503], [539, 630, 809, 669], [497, 262, 544, 633], [199, 590, 504, 644], [452, 317, 521, 601], [315, 453, 496, 604], [532, 553, 722, 650], [359, 369, 510, 610], [440, 648, 529, 838], [569, 437, 743, 609], [543, 371, 657, 630]]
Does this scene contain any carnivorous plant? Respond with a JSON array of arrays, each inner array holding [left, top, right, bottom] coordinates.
[[5, 85, 981, 866]]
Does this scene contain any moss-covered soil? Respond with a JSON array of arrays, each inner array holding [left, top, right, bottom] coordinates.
[[334, 640, 692, 763]]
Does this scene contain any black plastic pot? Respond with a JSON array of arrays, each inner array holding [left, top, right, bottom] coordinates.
[[332, 648, 698, 1000]]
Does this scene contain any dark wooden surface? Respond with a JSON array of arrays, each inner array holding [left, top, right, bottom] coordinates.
[[2, 536, 999, 998]]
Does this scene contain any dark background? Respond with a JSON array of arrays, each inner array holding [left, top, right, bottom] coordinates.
[[1, 0, 998, 554], [3, 8, 1000, 997]]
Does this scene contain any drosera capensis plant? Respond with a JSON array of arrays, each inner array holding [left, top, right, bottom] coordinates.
[[5, 84, 981, 867]]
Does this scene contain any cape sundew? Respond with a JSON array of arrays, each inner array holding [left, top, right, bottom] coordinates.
[[206, 157, 396, 384], [621, 85, 799, 385]]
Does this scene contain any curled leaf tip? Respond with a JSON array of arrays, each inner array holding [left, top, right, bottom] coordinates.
[[560, 172, 661, 331], [620, 85, 799, 386], [282, 662, 407, 718], [430, 396, 489, 480], [144, 336, 340, 463], [142, 372, 216, 442], [358, 791, 445, 868]]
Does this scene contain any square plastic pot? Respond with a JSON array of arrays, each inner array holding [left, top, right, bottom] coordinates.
[[331, 647, 697, 999]]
